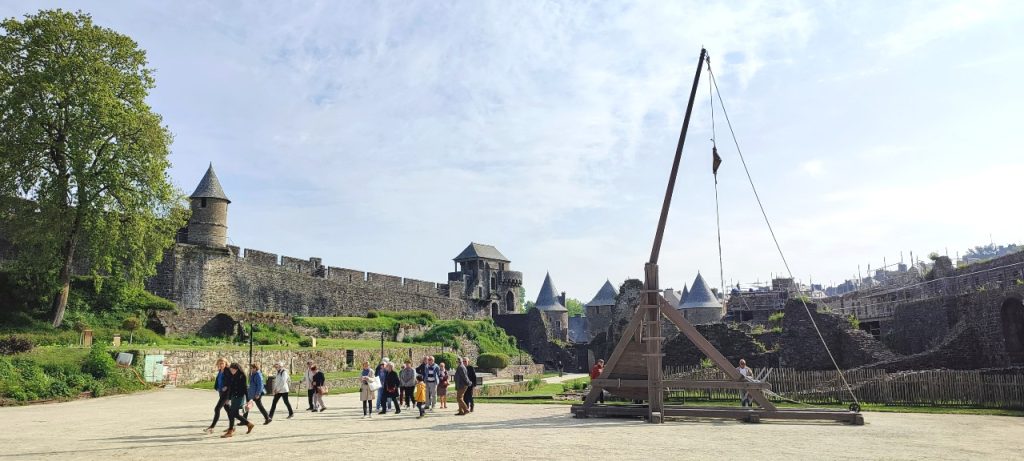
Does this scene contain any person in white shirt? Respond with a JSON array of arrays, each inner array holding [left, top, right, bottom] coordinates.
[[268, 361, 293, 421], [736, 358, 753, 407]]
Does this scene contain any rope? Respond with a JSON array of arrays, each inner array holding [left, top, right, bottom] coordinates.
[[708, 57, 726, 297], [706, 59, 860, 406]]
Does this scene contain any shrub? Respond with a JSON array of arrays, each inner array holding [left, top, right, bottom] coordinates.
[[121, 317, 141, 331], [369, 310, 437, 325], [82, 344, 115, 378], [847, 314, 860, 330], [298, 338, 314, 347], [294, 316, 397, 332], [477, 353, 510, 370], [433, 352, 459, 370], [0, 336, 34, 354]]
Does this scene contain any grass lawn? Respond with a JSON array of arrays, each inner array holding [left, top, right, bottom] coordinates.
[[120, 338, 432, 352], [13, 346, 90, 368]]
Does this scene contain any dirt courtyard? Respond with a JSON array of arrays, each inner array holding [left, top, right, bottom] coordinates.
[[0, 388, 1019, 460]]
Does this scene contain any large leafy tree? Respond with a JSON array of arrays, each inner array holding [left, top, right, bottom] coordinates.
[[0, 10, 184, 327]]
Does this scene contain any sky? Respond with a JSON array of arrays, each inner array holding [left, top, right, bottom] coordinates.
[[4, 0, 1023, 302]]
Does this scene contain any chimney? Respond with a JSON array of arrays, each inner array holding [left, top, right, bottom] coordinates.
[[559, 291, 566, 307]]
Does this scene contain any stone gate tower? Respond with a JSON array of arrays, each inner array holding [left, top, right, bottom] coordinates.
[[186, 164, 230, 248]]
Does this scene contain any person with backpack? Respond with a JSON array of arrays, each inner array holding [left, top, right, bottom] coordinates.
[[589, 359, 605, 403], [414, 375, 427, 418], [359, 361, 377, 418], [311, 366, 327, 412], [399, 360, 417, 409], [203, 357, 230, 434], [380, 362, 401, 414], [267, 361, 293, 422], [246, 363, 271, 424], [223, 362, 255, 438]]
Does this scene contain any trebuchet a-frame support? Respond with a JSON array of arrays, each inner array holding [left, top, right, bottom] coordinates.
[[570, 48, 862, 425]]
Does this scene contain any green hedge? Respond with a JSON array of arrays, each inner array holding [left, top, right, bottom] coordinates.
[[477, 353, 509, 369], [293, 316, 399, 333], [367, 310, 437, 325], [433, 352, 459, 370]]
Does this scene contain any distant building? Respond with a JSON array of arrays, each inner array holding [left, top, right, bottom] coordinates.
[[533, 272, 568, 341], [678, 273, 723, 324]]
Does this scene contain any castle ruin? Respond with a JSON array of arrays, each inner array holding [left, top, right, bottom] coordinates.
[[147, 165, 521, 333]]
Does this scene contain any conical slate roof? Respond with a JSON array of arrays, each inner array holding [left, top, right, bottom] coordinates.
[[681, 284, 690, 304], [585, 280, 617, 307], [190, 163, 231, 203], [680, 273, 721, 309], [662, 288, 682, 308], [534, 272, 567, 312], [453, 242, 509, 262]]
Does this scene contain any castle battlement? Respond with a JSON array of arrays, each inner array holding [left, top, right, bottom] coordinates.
[[224, 245, 452, 297]]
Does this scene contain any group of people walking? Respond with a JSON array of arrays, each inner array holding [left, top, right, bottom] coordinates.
[[204, 355, 479, 437], [204, 359, 297, 437], [358, 355, 478, 418]]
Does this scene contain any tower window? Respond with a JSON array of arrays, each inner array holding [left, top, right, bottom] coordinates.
[[200, 198, 207, 208]]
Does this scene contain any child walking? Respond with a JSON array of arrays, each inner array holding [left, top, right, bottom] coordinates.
[[414, 375, 427, 418]]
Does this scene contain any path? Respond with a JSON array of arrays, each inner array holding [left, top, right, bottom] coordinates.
[[0, 388, 1020, 460]]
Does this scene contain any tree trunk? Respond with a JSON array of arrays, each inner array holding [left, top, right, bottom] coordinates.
[[50, 229, 78, 328]]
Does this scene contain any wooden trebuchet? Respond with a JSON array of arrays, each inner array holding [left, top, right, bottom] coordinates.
[[570, 47, 863, 425]]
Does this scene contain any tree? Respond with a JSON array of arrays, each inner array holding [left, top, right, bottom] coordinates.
[[0, 10, 184, 327], [565, 298, 584, 317]]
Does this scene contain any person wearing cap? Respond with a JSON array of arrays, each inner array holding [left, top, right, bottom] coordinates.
[[268, 361, 293, 422], [375, 358, 391, 412]]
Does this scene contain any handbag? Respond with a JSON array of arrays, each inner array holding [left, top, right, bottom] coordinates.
[[318, 385, 329, 395], [386, 385, 397, 394], [368, 376, 382, 392]]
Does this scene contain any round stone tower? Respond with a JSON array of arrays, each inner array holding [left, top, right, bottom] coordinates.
[[187, 163, 230, 248]]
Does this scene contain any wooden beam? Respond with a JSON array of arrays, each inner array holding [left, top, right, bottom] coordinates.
[[658, 299, 778, 411], [581, 305, 647, 407], [571, 404, 862, 424], [591, 379, 771, 390]]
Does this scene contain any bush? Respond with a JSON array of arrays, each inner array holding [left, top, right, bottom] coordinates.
[[369, 310, 437, 325], [0, 336, 34, 354], [298, 337, 314, 347], [433, 352, 459, 370], [294, 316, 397, 332], [82, 344, 115, 379], [477, 353, 510, 370]]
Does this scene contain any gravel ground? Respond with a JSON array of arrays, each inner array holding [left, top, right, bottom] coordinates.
[[0, 388, 1020, 460]]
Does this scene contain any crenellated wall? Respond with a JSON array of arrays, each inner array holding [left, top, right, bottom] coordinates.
[[148, 243, 482, 321]]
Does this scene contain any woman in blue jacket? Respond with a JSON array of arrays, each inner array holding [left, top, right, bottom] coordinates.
[[246, 363, 271, 424]]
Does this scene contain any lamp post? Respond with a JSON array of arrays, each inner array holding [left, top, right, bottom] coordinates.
[[248, 323, 254, 366], [380, 331, 385, 362]]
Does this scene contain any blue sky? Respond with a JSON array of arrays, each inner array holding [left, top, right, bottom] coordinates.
[[4, 1, 1023, 301]]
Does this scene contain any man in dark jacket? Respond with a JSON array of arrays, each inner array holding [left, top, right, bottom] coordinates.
[[453, 357, 471, 415], [464, 357, 477, 412]]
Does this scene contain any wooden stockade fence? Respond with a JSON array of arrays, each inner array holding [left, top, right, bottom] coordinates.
[[662, 366, 1024, 409]]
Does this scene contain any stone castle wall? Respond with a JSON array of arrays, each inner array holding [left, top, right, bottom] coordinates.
[[147, 243, 481, 324]]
